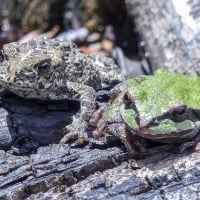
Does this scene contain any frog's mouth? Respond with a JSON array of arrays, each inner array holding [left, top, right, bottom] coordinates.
[[137, 106, 200, 142], [137, 120, 200, 143]]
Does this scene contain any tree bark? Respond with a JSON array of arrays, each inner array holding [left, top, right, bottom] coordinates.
[[126, 0, 200, 74], [1, 94, 200, 199]]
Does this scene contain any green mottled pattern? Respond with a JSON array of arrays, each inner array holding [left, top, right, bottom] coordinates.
[[150, 119, 195, 133], [106, 92, 124, 121], [128, 68, 200, 123], [120, 105, 138, 128]]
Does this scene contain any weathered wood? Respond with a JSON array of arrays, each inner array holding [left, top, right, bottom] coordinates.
[[126, 0, 200, 74], [34, 146, 200, 200], [1, 94, 200, 199], [1, 141, 200, 199]]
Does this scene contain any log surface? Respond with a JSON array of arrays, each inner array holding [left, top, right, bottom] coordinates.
[[0, 94, 200, 199]]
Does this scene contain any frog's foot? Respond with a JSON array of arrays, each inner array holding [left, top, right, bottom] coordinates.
[[59, 118, 88, 145], [175, 125, 200, 153], [108, 123, 143, 157], [177, 134, 200, 153], [90, 102, 140, 157], [92, 120, 139, 157]]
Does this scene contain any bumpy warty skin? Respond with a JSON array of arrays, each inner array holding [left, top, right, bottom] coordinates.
[[0, 38, 124, 99], [0, 38, 125, 143]]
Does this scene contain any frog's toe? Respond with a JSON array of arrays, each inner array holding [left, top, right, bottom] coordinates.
[[59, 124, 88, 145], [89, 137, 107, 147], [60, 131, 78, 145], [177, 141, 198, 153]]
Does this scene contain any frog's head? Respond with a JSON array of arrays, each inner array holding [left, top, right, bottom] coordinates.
[[121, 69, 200, 142], [140, 104, 200, 142], [0, 39, 76, 99]]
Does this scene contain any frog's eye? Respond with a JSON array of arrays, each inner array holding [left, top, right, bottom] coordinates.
[[123, 93, 132, 108], [35, 60, 50, 73], [170, 105, 187, 122]]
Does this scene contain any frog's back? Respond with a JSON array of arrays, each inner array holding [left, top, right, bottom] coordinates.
[[0, 38, 125, 100], [128, 68, 200, 122]]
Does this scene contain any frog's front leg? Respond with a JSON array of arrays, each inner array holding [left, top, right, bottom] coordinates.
[[60, 82, 96, 145], [176, 126, 200, 153], [92, 120, 145, 157], [107, 123, 146, 157]]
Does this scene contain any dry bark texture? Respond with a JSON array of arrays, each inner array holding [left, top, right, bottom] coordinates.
[[0, 94, 200, 199], [126, 0, 200, 74]]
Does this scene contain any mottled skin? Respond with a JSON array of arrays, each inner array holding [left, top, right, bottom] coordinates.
[[91, 69, 200, 157], [0, 38, 125, 144]]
